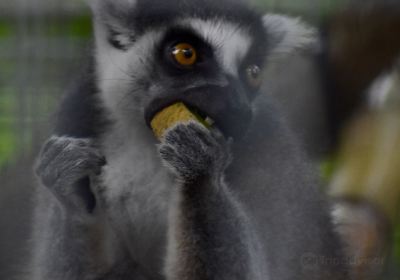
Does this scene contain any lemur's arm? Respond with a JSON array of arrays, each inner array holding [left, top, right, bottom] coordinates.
[[159, 122, 257, 280], [32, 136, 148, 280]]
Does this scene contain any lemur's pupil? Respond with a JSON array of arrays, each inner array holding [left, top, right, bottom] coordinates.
[[183, 49, 193, 58]]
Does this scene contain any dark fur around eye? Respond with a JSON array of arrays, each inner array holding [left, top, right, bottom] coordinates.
[[156, 28, 215, 73]]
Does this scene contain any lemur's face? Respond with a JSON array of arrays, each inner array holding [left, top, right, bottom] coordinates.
[[143, 19, 270, 137], [91, 0, 271, 137]]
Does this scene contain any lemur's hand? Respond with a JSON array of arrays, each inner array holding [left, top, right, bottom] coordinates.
[[159, 121, 232, 183], [35, 136, 105, 214]]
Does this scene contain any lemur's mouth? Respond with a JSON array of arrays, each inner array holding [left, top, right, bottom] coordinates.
[[145, 98, 217, 129], [144, 86, 252, 139], [145, 101, 217, 139], [186, 105, 215, 127]]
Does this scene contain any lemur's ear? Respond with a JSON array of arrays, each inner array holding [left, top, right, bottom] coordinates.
[[263, 14, 319, 60], [87, 0, 138, 50]]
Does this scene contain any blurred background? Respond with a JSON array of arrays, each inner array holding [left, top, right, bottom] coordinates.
[[0, 0, 399, 279]]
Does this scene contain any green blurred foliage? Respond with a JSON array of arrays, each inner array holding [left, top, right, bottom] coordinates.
[[0, 89, 17, 166], [0, 20, 16, 164], [0, 21, 12, 38], [44, 16, 92, 38], [0, 14, 92, 167]]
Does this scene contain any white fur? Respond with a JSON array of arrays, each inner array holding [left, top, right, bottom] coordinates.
[[88, 0, 137, 12], [94, 22, 164, 120], [262, 14, 318, 59], [183, 18, 252, 76], [98, 119, 172, 269]]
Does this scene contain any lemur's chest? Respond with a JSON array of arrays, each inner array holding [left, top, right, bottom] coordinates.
[[97, 134, 173, 270]]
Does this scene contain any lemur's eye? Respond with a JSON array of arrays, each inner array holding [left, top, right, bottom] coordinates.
[[171, 43, 197, 66], [245, 65, 262, 90]]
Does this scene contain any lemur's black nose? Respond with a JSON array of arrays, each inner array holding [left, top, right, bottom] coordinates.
[[179, 84, 253, 139]]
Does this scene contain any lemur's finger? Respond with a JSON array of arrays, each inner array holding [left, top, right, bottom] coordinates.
[[36, 136, 105, 188]]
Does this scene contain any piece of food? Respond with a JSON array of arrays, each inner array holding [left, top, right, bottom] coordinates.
[[150, 102, 212, 139]]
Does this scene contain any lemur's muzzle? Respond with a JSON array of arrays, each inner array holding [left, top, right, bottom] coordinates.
[[145, 84, 252, 139]]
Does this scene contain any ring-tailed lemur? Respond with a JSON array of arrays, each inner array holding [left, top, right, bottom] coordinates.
[[31, 0, 349, 279]]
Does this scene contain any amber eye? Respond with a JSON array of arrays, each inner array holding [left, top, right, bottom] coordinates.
[[245, 65, 262, 89], [171, 43, 197, 66]]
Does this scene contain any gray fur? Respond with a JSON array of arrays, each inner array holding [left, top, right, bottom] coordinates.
[[158, 122, 231, 183], [30, 0, 349, 279], [160, 122, 258, 279], [35, 136, 104, 213]]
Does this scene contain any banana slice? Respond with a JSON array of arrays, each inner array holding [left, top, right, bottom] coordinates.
[[150, 102, 211, 139]]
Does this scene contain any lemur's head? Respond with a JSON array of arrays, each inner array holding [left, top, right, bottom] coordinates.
[[88, 0, 315, 138]]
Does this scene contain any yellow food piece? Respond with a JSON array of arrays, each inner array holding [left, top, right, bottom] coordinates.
[[150, 102, 202, 139]]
